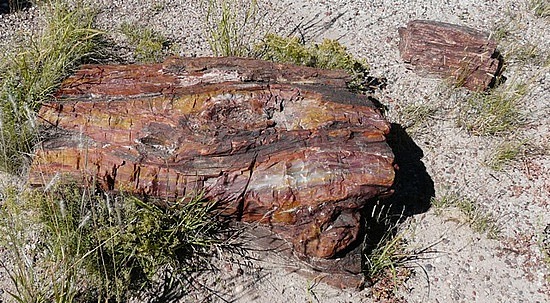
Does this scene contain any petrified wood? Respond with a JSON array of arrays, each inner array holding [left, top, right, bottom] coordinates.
[[30, 57, 395, 266], [399, 20, 502, 91]]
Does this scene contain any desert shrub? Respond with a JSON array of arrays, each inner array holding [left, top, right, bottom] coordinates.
[[255, 34, 370, 90], [120, 22, 171, 63], [83, 191, 223, 301], [0, 0, 101, 173], [203, 1, 371, 90], [1, 182, 224, 302], [203, 0, 259, 57]]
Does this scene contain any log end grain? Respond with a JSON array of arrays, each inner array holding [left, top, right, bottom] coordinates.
[[399, 20, 503, 91]]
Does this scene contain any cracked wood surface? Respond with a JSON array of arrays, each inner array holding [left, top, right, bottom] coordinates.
[[399, 20, 502, 91], [30, 57, 394, 267]]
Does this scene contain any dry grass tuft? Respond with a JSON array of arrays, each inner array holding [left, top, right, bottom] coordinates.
[[458, 83, 526, 136], [0, 0, 102, 173], [431, 194, 500, 239], [120, 22, 172, 63]]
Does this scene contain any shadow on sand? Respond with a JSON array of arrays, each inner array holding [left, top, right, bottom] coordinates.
[[382, 123, 434, 216], [360, 122, 435, 283], [0, 0, 33, 14]]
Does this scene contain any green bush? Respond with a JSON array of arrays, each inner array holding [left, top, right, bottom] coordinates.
[[1, 182, 224, 302], [120, 22, 170, 63], [0, 0, 102, 173], [84, 192, 222, 301], [255, 34, 370, 89]]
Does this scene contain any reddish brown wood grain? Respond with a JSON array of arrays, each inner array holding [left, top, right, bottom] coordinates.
[[30, 57, 394, 269], [399, 20, 502, 90]]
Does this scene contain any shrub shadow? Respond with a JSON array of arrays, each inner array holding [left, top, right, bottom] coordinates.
[[288, 10, 347, 42], [0, 0, 33, 14]]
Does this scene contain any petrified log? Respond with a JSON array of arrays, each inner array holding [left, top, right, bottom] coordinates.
[[399, 20, 502, 91], [30, 57, 394, 263]]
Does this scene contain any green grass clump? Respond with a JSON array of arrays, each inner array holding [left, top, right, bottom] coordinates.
[[362, 202, 415, 298], [364, 223, 409, 280], [458, 84, 526, 136], [30, 185, 92, 303], [397, 103, 437, 131], [120, 22, 170, 63], [432, 194, 500, 238], [531, 0, 550, 17], [86, 192, 222, 301], [204, 0, 259, 57], [486, 139, 527, 170], [0, 0, 102, 174], [1, 182, 224, 302], [0, 186, 49, 303], [0, 184, 95, 303], [255, 34, 370, 89]]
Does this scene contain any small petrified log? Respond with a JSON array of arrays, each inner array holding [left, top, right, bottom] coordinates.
[[30, 57, 394, 264], [399, 20, 502, 91]]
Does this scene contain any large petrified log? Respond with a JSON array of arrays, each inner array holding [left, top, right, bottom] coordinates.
[[399, 20, 502, 91], [30, 57, 395, 264]]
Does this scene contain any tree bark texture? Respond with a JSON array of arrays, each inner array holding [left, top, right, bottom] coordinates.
[[399, 20, 502, 91], [30, 57, 395, 262]]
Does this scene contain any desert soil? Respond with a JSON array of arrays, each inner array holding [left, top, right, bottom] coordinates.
[[1, 1, 549, 303]]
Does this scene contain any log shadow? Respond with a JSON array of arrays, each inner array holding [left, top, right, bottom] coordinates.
[[488, 50, 506, 89], [360, 123, 434, 281], [381, 123, 434, 216], [232, 121, 436, 290], [0, 0, 33, 14]]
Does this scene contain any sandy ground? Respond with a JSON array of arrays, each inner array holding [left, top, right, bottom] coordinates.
[[1, 0, 549, 302]]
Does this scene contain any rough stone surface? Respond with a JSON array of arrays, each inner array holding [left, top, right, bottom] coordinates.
[[399, 20, 502, 91], [30, 57, 395, 263]]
